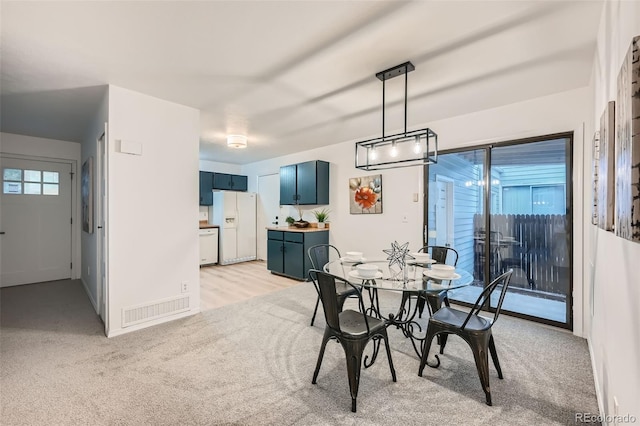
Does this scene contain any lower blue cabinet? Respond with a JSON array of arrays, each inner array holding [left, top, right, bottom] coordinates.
[[267, 229, 329, 280]]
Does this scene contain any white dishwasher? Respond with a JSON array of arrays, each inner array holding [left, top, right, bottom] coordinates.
[[199, 227, 219, 265]]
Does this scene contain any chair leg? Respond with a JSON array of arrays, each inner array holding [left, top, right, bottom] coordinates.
[[381, 330, 397, 382], [418, 326, 438, 376], [312, 328, 331, 384], [439, 333, 449, 354], [343, 342, 364, 413], [469, 335, 492, 406], [310, 295, 320, 326], [437, 292, 450, 354], [488, 334, 503, 379], [417, 295, 426, 318]]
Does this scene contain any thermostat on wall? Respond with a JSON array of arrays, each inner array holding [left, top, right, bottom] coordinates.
[[117, 139, 143, 156]]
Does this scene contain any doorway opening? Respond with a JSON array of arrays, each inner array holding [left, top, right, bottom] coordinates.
[[1, 155, 74, 287], [424, 133, 573, 329]]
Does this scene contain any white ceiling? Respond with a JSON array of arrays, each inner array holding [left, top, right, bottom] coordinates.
[[1, 1, 603, 165]]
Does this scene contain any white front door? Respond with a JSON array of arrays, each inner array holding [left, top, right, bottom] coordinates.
[[1, 156, 72, 287], [256, 174, 280, 260]]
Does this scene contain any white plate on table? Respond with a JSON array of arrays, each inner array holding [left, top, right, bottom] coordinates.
[[423, 271, 461, 280], [348, 270, 383, 280], [340, 257, 366, 263], [406, 258, 437, 265]]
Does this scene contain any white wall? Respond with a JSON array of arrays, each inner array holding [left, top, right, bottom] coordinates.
[[589, 1, 640, 421], [199, 159, 241, 174], [106, 85, 200, 337], [0, 132, 82, 282], [80, 88, 108, 313], [244, 87, 588, 330]]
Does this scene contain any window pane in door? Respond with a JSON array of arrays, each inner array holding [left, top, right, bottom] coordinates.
[[3, 168, 21, 181], [24, 182, 41, 195], [24, 170, 41, 182], [3, 182, 21, 194], [43, 171, 59, 183], [490, 138, 571, 326], [427, 149, 486, 305], [43, 184, 59, 195]]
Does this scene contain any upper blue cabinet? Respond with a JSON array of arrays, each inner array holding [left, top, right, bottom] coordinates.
[[200, 171, 214, 205], [212, 173, 247, 192], [279, 160, 329, 205], [200, 171, 248, 205]]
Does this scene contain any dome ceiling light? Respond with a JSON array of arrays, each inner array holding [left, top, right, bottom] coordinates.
[[227, 134, 248, 149]]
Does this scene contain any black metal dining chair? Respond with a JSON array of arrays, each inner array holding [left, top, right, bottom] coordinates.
[[418, 269, 513, 406], [416, 245, 459, 317], [307, 244, 359, 326], [309, 269, 396, 413]]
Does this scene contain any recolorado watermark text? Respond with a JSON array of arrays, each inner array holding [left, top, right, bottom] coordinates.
[[575, 412, 637, 424]]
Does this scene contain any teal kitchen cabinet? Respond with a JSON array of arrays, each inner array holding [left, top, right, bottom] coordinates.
[[279, 160, 329, 205], [200, 171, 214, 206], [212, 173, 248, 191], [267, 229, 329, 280]]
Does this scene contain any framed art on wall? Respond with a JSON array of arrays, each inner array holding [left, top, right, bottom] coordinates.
[[615, 35, 640, 243], [598, 101, 615, 231], [81, 157, 93, 234], [592, 131, 600, 226], [349, 175, 382, 214]]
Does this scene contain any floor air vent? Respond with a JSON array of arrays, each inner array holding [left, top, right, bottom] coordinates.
[[122, 295, 190, 328]]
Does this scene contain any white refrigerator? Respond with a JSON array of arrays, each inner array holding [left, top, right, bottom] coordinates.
[[211, 191, 257, 265]]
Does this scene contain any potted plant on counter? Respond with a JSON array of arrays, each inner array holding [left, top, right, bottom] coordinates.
[[313, 208, 330, 228], [293, 207, 309, 228], [285, 216, 295, 226]]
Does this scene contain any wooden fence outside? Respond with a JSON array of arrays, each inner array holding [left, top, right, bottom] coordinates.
[[473, 214, 570, 295]]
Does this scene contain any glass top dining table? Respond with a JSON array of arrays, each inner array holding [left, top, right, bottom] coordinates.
[[323, 258, 474, 361], [323, 259, 474, 293]]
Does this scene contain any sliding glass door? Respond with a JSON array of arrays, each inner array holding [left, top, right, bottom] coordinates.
[[425, 134, 573, 329]]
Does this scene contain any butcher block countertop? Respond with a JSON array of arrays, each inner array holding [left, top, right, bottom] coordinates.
[[266, 226, 329, 233], [199, 221, 219, 229]]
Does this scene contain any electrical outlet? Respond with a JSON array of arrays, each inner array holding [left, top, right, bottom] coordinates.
[[402, 215, 408, 223], [181, 281, 189, 293]]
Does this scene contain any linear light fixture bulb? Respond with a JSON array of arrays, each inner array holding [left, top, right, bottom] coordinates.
[[369, 146, 378, 160], [390, 141, 398, 157]]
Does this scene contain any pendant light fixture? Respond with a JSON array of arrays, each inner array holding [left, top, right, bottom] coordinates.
[[355, 61, 437, 170]]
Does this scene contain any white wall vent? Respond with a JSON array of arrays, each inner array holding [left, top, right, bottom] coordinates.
[[122, 295, 190, 328]]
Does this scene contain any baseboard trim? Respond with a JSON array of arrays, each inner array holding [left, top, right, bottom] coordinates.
[[587, 336, 605, 417], [80, 278, 99, 314]]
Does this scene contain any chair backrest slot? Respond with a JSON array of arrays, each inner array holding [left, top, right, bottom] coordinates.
[[308, 244, 341, 271], [461, 269, 513, 329], [420, 245, 459, 266], [309, 269, 367, 334]]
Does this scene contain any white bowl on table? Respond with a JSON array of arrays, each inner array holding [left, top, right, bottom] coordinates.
[[410, 252, 431, 262], [344, 251, 363, 261], [356, 263, 378, 278], [430, 264, 455, 277]]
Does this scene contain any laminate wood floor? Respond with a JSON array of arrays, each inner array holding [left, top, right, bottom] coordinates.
[[199, 260, 302, 311]]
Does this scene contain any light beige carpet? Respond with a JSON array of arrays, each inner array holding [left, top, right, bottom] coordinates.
[[0, 279, 599, 425]]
